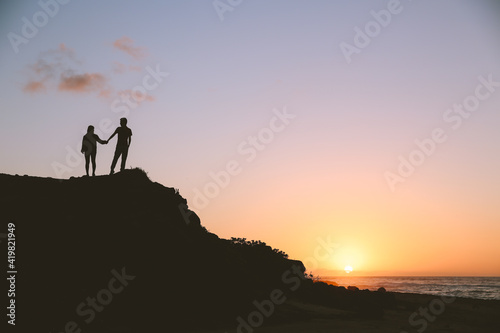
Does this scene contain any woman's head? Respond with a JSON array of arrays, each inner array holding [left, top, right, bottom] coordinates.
[[87, 125, 94, 133]]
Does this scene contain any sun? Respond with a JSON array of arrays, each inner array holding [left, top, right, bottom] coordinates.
[[344, 265, 353, 274]]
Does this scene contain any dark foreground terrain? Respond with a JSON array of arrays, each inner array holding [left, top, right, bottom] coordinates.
[[1, 170, 498, 332]]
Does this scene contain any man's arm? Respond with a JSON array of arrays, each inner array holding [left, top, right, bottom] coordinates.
[[107, 128, 118, 142]]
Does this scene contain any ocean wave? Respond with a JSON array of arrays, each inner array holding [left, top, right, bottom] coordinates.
[[320, 276, 500, 300]]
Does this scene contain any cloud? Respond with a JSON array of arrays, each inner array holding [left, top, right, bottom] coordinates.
[[113, 61, 127, 74], [58, 73, 106, 93], [113, 37, 146, 60], [23, 44, 108, 96], [118, 89, 155, 103], [23, 81, 46, 93], [30, 43, 78, 77], [23, 41, 157, 103], [98, 89, 113, 98], [26, 44, 71, 84], [113, 62, 142, 74]]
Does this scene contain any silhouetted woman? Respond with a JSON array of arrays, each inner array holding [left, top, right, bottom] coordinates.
[[81, 125, 107, 176]]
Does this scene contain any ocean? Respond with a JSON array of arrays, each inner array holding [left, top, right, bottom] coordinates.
[[319, 276, 500, 300]]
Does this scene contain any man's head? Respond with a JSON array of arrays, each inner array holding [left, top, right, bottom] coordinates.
[[87, 125, 94, 134], [120, 118, 127, 126]]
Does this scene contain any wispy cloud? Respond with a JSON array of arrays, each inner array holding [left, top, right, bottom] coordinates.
[[118, 89, 155, 103], [113, 61, 143, 74], [113, 61, 127, 74], [23, 40, 157, 104], [113, 36, 147, 60], [29, 43, 78, 77], [99, 89, 112, 98], [58, 72, 106, 92], [23, 43, 109, 96], [23, 80, 46, 93]]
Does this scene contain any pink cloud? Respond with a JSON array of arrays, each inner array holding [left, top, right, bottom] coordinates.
[[113, 37, 146, 60], [23, 44, 109, 96], [23, 81, 46, 93], [58, 73, 106, 93], [23, 41, 153, 101], [98, 88, 113, 98], [30, 43, 77, 76], [113, 61, 127, 74], [113, 62, 142, 74], [118, 89, 155, 103]]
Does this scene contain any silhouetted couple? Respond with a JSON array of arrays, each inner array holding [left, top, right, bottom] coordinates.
[[80, 118, 132, 176]]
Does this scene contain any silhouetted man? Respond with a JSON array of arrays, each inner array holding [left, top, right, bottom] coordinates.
[[108, 118, 132, 174], [81, 125, 107, 176]]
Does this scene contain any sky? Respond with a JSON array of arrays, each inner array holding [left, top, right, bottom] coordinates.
[[1, 0, 500, 276]]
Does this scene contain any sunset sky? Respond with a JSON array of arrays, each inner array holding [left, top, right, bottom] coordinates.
[[1, 0, 500, 276]]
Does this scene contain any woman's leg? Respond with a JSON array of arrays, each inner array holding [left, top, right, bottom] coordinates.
[[91, 152, 97, 176], [84, 153, 90, 176]]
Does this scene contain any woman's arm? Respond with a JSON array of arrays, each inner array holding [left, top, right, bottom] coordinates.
[[95, 135, 107, 144], [81, 137, 86, 153]]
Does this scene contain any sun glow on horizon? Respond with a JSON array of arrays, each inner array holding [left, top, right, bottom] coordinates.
[[325, 242, 365, 273]]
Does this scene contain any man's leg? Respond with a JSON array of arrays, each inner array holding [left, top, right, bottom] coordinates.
[[120, 146, 129, 171], [110, 148, 122, 174]]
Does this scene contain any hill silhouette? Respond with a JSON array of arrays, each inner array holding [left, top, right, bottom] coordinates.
[[1, 169, 394, 332]]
